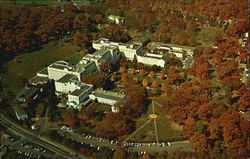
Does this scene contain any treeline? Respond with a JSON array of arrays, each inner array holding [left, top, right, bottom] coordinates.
[[103, 0, 248, 45], [0, 3, 105, 61], [105, 0, 248, 26], [161, 20, 249, 159], [1, 0, 248, 62]]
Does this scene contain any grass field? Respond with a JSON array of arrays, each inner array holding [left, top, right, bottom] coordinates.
[[4, 41, 79, 94], [126, 73, 166, 85], [197, 27, 223, 46], [129, 103, 184, 142]]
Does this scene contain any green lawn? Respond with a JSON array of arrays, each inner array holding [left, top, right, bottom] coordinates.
[[126, 73, 166, 85], [4, 41, 79, 94], [197, 27, 223, 46], [129, 103, 184, 142]]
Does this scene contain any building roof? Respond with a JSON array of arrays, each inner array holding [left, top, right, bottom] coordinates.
[[91, 88, 126, 102], [147, 42, 194, 51], [93, 48, 110, 57], [16, 86, 37, 99], [37, 68, 48, 76], [13, 105, 27, 117], [57, 74, 75, 83], [49, 61, 72, 71], [69, 84, 92, 97], [31, 75, 49, 84]]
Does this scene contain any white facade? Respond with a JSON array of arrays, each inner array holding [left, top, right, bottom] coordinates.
[[93, 38, 165, 67], [107, 15, 125, 24], [137, 55, 165, 67], [89, 88, 126, 113], [47, 61, 74, 81], [67, 84, 94, 109]]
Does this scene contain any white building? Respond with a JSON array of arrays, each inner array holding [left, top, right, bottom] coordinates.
[[55, 74, 80, 94], [107, 15, 125, 24], [67, 84, 94, 109], [33, 39, 122, 110], [93, 38, 164, 67], [89, 88, 127, 113], [32, 38, 194, 110]]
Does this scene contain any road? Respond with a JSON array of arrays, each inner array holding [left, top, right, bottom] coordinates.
[[0, 113, 90, 159], [1, 113, 192, 158], [55, 127, 193, 154]]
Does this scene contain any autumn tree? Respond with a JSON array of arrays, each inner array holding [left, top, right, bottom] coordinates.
[[142, 79, 148, 87], [183, 117, 196, 137], [100, 62, 112, 73], [168, 106, 187, 124], [161, 82, 167, 90], [120, 84, 148, 118], [99, 25, 131, 43], [238, 85, 250, 111], [132, 77, 139, 84], [198, 104, 212, 121], [219, 110, 249, 142], [122, 73, 128, 82], [74, 32, 90, 48], [167, 66, 181, 83], [149, 71, 155, 78], [82, 72, 113, 89], [139, 69, 146, 76], [159, 72, 165, 79], [152, 80, 158, 88], [80, 49, 88, 56], [130, 68, 136, 75], [119, 66, 126, 73], [189, 132, 211, 152], [216, 60, 242, 90], [95, 113, 135, 139], [94, 13, 104, 24], [61, 108, 79, 128], [111, 73, 117, 82], [208, 118, 221, 140], [227, 138, 248, 159]]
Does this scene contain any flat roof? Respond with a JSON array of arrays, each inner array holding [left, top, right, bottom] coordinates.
[[70, 85, 92, 96], [91, 88, 126, 101], [132, 44, 141, 49], [16, 87, 37, 99], [31, 75, 49, 83], [147, 42, 194, 51], [93, 48, 110, 56], [152, 48, 169, 55], [37, 68, 48, 75], [57, 74, 75, 83], [75, 61, 87, 71], [49, 64, 68, 70]]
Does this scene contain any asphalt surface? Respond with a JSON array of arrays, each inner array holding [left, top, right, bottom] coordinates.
[[1, 113, 193, 158], [0, 113, 89, 159]]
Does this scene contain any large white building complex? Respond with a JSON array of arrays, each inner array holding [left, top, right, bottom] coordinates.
[[93, 38, 194, 67], [31, 38, 193, 110]]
